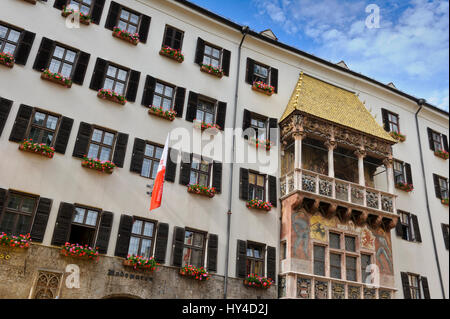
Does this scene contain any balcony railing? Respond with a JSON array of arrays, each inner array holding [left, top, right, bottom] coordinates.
[[280, 169, 396, 214]]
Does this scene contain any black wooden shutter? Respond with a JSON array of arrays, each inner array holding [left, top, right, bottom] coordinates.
[[427, 128, 435, 151], [195, 38, 205, 65], [15, 31, 35, 66], [113, 133, 129, 168], [30, 197, 52, 243], [401, 272, 411, 299], [0, 188, 6, 221], [141, 75, 157, 107], [245, 58, 254, 84], [212, 161, 222, 193], [130, 138, 146, 174], [51, 202, 74, 246], [268, 175, 277, 208], [239, 168, 249, 200], [269, 118, 278, 146], [421, 277, 431, 299], [266, 246, 276, 280], [72, 51, 91, 85], [0, 97, 13, 137], [186, 92, 198, 122], [395, 218, 404, 238], [32, 37, 54, 71], [404, 163, 413, 186], [270, 68, 279, 93], [433, 174, 441, 199], [222, 49, 231, 77], [72, 122, 92, 158], [54, 116, 74, 154], [236, 240, 247, 278], [442, 224, 449, 250], [9, 104, 32, 143], [95, 211, 113, 254], [154, 223, 169, 263], [138, 15, 151, 44], [179, 153, 192, 185], [172, 227, 185, 267], [242, 109, 252, 140], [207, 234, 218, 272], [411, 214, 422, 243], [165, 148, 178, 182], [443, 135, 449, 152], [53, 0, 66, 9], [381, 109, 390, 132], [90, 0, 106, 25], [89, 58, 108, 91], [114, 214, 133, 258], [125, 70, 140, 103], [216, 101, 227, 130], [174, 87, 186, 118], [105, 1, 121, 30]]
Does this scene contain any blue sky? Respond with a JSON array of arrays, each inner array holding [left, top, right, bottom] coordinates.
[[189, 0, 449, 111]]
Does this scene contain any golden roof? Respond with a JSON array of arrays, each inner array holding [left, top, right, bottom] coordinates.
[[281, 73, 396, 142]]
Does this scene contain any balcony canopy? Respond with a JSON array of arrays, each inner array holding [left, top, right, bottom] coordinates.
[[280, 73, 396, 143]]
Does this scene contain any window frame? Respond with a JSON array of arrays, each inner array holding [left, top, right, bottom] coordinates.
[[246, 241, 266, 277], [248, 171, 266, 201], [393, 160, 406, 184], [162, 25, 184, 50], [182, 228, 207, 268], [0, 191, 38, 236], [152, 81, 175, 111], [360, 253, 372, 284], [408, 273, 422, 299], [202, 42, 223, 68], [47, 43, 79, 79], [65, 0, 94, 16], [69, 205, 101, 248], [189, 155, 212, 187], [431, 130, 443, 151], [385, 110, 400, 133], [141, 141, 164, 180], [25, 108, 62, 147], [437, 176, 449, 199], [86, 126, 117, 162], [313, 244, 326, 277], [249, 113, 268, 141], [102, 63, 130, 96], [252, 61, 271, 85], [195, 96, 217, 125], [398, 210, 414, 241], [116, 6, 141, 34], [0, 23, 22, 56], [128, 217, 157, 258]]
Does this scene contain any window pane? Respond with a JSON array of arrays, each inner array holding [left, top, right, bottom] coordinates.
[[53, 46, 65, 59], [114, 82, 125, 95], [65, 50, 76, 63], [46, 115, 58, 130], [85, 210, 98, 226], [151, 162, 159, 179], [189, 171, 198, 185], [152, 95, 162, 107], [200, 162, 209, 173], [7, 195, 21, 210], [16, 214, 31, 236], [130, 14, 139, 25], [103, 132, 114, 146], [329, 233, 341, 249], [141, 239, 152, 258], [120, 10, 130, 20], [193, 233, 204, 247], [182, 247, 192, 266], [257, 175, 265, 187], [7, 29, 20, 43], [117, 20, 128, 31], [162, 98, 171, 110], [155, 147, 163, 159], [61, 63, 72, 78], [253, 248, 261, 259], [330, 253, 341, 279], [346, 256, 357, 281], [3, 43, 16, 55], [345, 236, 356, 252], [103, 78, 114, 90], [128, 237, 139, 256], [164, 86, 173, 98], [314, 245, 325, 276], [246, 248, 253, 257], [204, 46, 212, 55], [204, 113, 214, 125], [196, 110, 204, 121], [212, 49, 220, 58], [99, 147, 111, 162], [91, 129, 103, 142], [190, 249, 203, 267], [127, 25, 137, 34], [203, 56, 211, 65], [28, 127, 41, 143], [41, 131, 54, 146], [141, 159, 151, 178], [255, 188, 264, 200], [0, 212, 16, 234], [117, 69, 127, 81], [254, 260, 263, 276], [132, 220, 143, 235], [184, 231, 193, 245], [106, 66, 117, 77], [80, 5, 90, 15], [143, 222, 154, 237], [21, 198, 36, 214], [0, 26, 7, 39], [144, 144, 154, 157], [73, 208, 85, 223], [199, 174, 208, 187], [155, 83, 164, 94], [211, 59, 219, 68], [87, 144, 99, 159], [48, 59, 61, 74]]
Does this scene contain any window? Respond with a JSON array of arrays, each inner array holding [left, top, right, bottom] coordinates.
[[0, 24, 21, 55], [250, 115, 267, 141], [153, 82, 174, 111], [345, 236, 356, 252], [202, 44, 221, 68], [128, 218, 156, 258], [313, 245, 325, 276], [281, 241, 287, 260], [399, 211, 413, 241], [248, 172, 265, 201], [66, 0, 93, 15], [162, 25, 184, 50], [346, 256, 357, 281], [196, 98, 216, 125], [103, 64, 128, 95], [117, 8, 140, 34], [330, 253, 341, 279], [69, 206, 99, 247], [253, 62, 270, 84], [361, 254, 372, 283], [394, 160, 406, 184], [182, 229, 205, 267], [439, 177, 449, 199], [87, 128, 116, 161], [442, 224, 449, 250], [408, 274, 421, 299], [432, 131, 443, 151], [386, 111, 400, 133], [246, 243, 264, 276], [27, 110, 60, 146], [189, 157, 211, 186], [0, 193, 37, 236], [141, 143, 163, 179], [329, 233, 341, 249], [48, 45, 77, 78]]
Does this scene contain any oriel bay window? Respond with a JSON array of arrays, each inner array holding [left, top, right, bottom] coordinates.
[[194, 38, 231, 76], [239, 168, 277, 207], [0, 22, 35, 66], [9, 104, 74, 154], [245, 58, 279, 93], [128, 218, 156, 258]]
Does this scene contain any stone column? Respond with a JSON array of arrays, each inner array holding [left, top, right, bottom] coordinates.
[[325, 140, 337, 178], [383, 156, 395, 194], [355, 148, 367, 186], [294, 132, 305, 170]]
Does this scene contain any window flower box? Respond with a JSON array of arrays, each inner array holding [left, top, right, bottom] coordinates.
[[0, 52, 14, 68], [248, 137, 272, 151], [81, 157, 116, 174], [61, 242, 99, 261], [61, 6, 91, 25], [179, 265, 210, 281], [390, 131, 406, 142], [41, 69, 72, 88], [112, 27, 140, 45], [200, 64, 224, 78], [442, 198, 449, 206], [252, 81, 274, 96], [148, 106, 177, 121], [434, 149, 449, 160], [395, 182, 414, 193], [246, 199, 272, 212], [159, 46, 184, 63], [123, 255, 159, 272], [187, 184, 216, 198], [193, 119, 221, 132], [0, 233, 31, 249], [19, 139, 55, 158], [97, 89, 127, 105], [243, 274, 273, 289]]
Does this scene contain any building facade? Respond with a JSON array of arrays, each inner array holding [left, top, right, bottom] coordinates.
[[0, 0, 448, 299]]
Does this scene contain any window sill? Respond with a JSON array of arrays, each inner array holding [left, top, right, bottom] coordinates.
[[0, 53, 15, 68], [112, 28, 139, 46], [252, 81, 275, 96], [19, 140, 55, 159], [123, 259, 157, 273], [81, 157, 116, 174], [41, 70, 72, 88], [243, 279, 273, 289], [200, 64, 224, 78], [159, 47, 184, 63], [246, 199, 272, 212], [148, 106, 176, 121], [97, 89, 127, 105], [179, 266, 210, 281], [60, 243, 99, 261], [61, 8, 91, 25], [187, 184, 216, 198]]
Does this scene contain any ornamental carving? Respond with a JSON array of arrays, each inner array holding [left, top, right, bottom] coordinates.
[[33, 271, 62, 299]]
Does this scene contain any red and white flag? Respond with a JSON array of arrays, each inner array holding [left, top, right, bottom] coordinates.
[[150, 135, 169, 211]]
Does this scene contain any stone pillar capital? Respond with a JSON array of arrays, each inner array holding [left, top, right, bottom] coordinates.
[[324, 140, 337, 151], [383, 156, 394, 168], [354, 148, 367, 159], [293, 131, 306, 140]]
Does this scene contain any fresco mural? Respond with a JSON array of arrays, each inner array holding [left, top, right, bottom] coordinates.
[[310, 214, 336, 242], [374, 228, 393, 275], [291, 209, 310, 259]]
